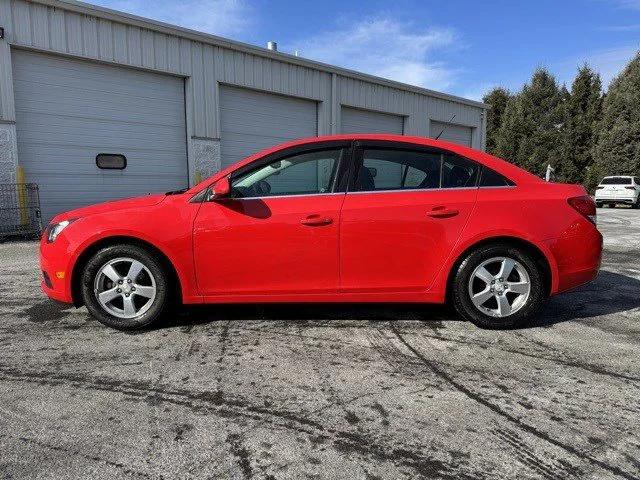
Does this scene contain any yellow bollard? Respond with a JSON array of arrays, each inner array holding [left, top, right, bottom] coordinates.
[[16, 166, 28, 226]]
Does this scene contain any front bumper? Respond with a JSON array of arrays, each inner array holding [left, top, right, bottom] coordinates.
[[39, 235, 74, 304]]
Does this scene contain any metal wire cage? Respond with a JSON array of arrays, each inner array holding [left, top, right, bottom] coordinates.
[[0, 183, 42, 239]]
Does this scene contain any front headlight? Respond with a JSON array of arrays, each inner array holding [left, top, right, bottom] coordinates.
[[47, 219, 76, 243]]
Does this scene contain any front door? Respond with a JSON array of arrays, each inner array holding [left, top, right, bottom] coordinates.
[[340, 143, 479, 293], [193, 145, 349, 297]]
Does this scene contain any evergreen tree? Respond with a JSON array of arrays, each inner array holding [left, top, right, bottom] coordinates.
[[482, 87, 511, 155], [495, 94, 524, 162], [496, 68, 564, 176], [592, 52, 640, 189], [559, 65, 602, 184]]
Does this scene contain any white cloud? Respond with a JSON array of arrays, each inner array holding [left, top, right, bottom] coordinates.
[[459, 83, 502, 102], [598, 24, 640, 31], [614, 0, 640, 8], [557, 45, 639, 87], [93, 0, 252, 37], [289, 18, 459, 91]]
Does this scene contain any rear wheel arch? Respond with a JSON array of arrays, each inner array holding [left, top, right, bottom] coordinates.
[[71, 236, 182, 307], [446, 236, 553, 301]]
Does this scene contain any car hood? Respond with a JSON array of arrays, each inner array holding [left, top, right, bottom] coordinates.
[[50, 194, 167, 223]]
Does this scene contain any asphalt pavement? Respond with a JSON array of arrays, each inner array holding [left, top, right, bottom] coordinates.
[[0, 207, 639, 480]]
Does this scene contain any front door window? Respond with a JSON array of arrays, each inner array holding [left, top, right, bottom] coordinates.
[[231, 149, 343, 198]]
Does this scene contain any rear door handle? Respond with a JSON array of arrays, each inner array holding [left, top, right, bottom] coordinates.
[[301, 215, 333, 226], [427, 207, 459, 219]]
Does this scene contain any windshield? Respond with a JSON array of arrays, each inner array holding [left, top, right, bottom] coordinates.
[[600, 177, 632, 185]]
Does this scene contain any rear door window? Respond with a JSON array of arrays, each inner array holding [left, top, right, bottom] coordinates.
[[353, 148, 479, 192]]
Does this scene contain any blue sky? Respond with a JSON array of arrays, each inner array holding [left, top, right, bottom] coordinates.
[[93, 0, 640, 100]]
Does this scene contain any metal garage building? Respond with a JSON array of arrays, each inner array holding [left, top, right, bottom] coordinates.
[[0, 0, 488, 222]]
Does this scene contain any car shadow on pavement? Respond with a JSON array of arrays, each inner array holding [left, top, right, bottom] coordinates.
[[162, 303, 458, 331], [160, 270, 640, 331], [530, 270, 640, 327]]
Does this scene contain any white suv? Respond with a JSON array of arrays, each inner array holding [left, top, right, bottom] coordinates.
[[595, 176, 640, 208]]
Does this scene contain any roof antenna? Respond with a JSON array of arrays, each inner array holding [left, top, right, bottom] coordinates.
[[434, 114, 456, 140]]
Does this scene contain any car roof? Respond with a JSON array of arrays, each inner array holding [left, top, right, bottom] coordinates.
[[187, 134, 543, 193], [603, 175, 633, 178]]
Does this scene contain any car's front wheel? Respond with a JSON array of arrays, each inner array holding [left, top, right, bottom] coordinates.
[[81, 244, 169, 330], [452, 244, 545, 329]]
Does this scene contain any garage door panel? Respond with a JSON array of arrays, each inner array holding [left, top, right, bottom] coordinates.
[[13, 58, 184, 101], [17, 118, 186, 140], [220, 85, 317, 168], [341, 107, 404, 134], [429, 121, 473, 147], [13, 50, 188, 223], [13, 80, 185, 105], [221, 114, 315, 130], [16, 122, 187, 149], [15, 96, 185, 124], [19, 144, 186, 162]]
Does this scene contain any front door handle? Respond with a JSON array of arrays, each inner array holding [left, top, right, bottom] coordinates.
[[427, 207, 459, 219], [301, 215, 333, 226]]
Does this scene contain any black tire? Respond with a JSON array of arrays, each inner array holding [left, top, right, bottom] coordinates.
[[452, 243, 545, 329], [608, 203, 616, 208], [81, 244, 169, 330], [633, 198, 640, 209], [596, 202, 603, 208]]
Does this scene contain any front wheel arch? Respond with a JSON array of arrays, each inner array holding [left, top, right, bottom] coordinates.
[[71, 236, 182, 307], [445, 236, 552, 302]]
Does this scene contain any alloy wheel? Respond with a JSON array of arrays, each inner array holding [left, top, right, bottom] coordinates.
[[94, 257, 157, 319], [467, 256, 531, 318]]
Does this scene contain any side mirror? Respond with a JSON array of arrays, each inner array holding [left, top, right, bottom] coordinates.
[[209, 176, 231, 200]]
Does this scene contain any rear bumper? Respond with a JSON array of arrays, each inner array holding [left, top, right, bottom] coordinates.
[[545, 226, 603, 294], [595, 191, 637, 203], [595, 198, 635, 204]]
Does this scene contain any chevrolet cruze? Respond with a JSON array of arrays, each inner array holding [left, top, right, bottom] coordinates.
[[40, 135, 602, 330]]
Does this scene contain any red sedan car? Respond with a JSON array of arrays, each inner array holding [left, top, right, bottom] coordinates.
[[40, 135, 602, 330]]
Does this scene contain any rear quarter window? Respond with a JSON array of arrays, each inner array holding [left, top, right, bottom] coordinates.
[[479, 167, 514, 187]]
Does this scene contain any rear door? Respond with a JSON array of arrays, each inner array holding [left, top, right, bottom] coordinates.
[[339, 142, 479, 293]]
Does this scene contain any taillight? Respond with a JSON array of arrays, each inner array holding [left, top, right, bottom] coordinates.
[[568, 195, 596, 225]]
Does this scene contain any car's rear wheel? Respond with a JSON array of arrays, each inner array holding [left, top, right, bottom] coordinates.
[[81, 244, 169, 330], [596, 201, 603, 208], [452, 244, 545, 329]]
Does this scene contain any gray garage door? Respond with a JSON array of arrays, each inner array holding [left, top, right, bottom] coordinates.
[[341, 107, 404, 134], [429, 121, 473, 147], [219, 85, 318, 168], [12, 50, 188, 223]]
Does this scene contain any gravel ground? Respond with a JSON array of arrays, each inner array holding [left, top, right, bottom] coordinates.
[[0, 207, 639, 480]]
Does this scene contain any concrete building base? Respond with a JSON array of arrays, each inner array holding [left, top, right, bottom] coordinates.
[[190, 138, 221, 185], [0, 123, 18, 185]]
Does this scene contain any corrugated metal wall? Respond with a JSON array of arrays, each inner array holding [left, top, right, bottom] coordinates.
[[0, 0, 486, 150]]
